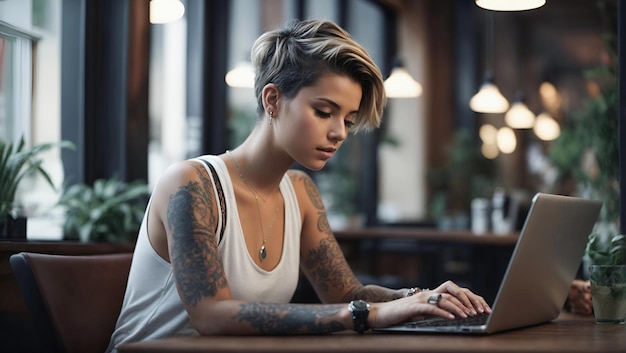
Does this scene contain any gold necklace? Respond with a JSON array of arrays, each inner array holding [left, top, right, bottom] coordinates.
[[227, 150, 281, 261]]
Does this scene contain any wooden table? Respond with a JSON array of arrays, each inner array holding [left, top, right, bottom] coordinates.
[[118, 312, 626, 353]]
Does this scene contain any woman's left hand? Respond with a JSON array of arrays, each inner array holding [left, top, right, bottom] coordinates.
[[428, 280, 492, 316]]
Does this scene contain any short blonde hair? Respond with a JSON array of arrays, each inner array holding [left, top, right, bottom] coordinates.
[[250, 19, 386, 131]]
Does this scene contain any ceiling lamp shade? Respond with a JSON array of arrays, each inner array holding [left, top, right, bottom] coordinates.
[[504, 93, 535, 128], [496, 126, 517, 154], [475, 0, 546, 11], [533, 112, 561, 141], [225, 62, 255, 88], [150, 0, 185, 24], [470, 74, 509, 113], [384, 66, 422, 98]]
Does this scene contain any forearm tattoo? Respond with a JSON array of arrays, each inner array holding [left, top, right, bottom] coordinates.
[[234, 303, 346, 334], [359, 285, 403, 302], [304, 237, 361, 296], [167, 164, 227, 306], [297, 174, 362, 299], [297, 172, 404, 303]]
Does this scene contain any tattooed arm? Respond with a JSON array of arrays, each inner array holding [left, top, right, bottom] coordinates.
[[149, 161, 355, 335], [287, 170, 491, 329], [148, 163, 488, 335], [287, 170, 406, 303]]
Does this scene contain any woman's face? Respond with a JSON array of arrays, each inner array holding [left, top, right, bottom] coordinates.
[[277, 73, 362, 171]]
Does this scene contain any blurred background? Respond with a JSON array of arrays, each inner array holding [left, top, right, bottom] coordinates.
[[0, 0, 619, 239]]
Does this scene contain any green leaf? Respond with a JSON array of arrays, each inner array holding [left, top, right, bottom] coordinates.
[[57, 177, 149, 243]]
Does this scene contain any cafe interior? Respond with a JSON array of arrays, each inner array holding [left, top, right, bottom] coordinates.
[[0, 0, 623, 352]]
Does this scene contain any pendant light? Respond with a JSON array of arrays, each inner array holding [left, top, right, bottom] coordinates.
[[479, 124, 499, 159], [470, 73, 510, 113], [150, 0, 185, 24], [505, 91, 535, 128], [469, 12, 509, 113], [384, 58, 422, 98], [475, 0, 546, 12], [533, 112, 560, 141], [496, 126, 517, 153], [225, 61, 255, 88]]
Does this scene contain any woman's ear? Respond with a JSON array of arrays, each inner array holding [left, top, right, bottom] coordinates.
[[262, 83, 280, 114]]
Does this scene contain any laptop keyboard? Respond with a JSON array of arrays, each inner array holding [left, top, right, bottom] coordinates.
[[405, 312, 490, 328]]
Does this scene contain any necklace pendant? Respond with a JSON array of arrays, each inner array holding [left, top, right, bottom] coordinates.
[[259, 244, 267, 261]]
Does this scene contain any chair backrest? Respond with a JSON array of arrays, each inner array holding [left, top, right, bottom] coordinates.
[[10, 252, 133, 353]]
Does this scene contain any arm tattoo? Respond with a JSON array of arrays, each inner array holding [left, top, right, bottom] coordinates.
[[167, 164, 227, 306], [358, 285, 402, 302], [301, 175, 332, 236], [295, 171, 361, 300], [295, 172, 404, 303], [234, 303, 346, 334], [304, 237, 361, 298]]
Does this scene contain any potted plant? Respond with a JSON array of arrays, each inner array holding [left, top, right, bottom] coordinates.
[[0, 136, 73, 239], [585, 232, 626, 323], [57, 177, 150, 243]]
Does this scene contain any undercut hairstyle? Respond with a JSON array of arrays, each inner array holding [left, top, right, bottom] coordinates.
[[250, 19, 386, 132]]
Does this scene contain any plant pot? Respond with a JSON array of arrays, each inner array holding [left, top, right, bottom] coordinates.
[[589, 264, 626, 324], [1, 213, 27, 239]]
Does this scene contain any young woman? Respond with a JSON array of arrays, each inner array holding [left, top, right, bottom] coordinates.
[[107, 18, 490, 351]]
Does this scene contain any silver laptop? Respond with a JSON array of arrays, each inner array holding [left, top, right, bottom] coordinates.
[[375, 193, 602, 334]]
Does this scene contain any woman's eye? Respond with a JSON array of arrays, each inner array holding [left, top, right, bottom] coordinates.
[[344, 120, 355, 130], [314, 109, 332, 119]]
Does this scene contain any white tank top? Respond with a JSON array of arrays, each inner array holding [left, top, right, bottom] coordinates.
[[107, 155, 301, 352]]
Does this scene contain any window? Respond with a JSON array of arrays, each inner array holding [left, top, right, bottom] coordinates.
[[0, 21, 36, 143]]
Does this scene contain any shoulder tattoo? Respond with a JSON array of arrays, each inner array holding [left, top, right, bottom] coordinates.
[[167, 163, 227, 305], [290, 171, 332, 236]]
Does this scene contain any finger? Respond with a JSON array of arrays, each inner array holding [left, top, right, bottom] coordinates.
[[438, 286, 472, 311], [436, 281, 491, 314], [422, 302, 457, 320], [462, 288, 491, 313], [433, 293, 471, 318], [451, 288, 488, 314]]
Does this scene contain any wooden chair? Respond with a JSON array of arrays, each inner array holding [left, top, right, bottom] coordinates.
[[10, 252, 133, 353]]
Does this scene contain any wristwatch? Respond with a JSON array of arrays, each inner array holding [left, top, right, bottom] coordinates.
[[348, 300, 370, 333]]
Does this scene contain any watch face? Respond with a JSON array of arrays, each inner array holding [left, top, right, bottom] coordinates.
[[352, 300, 369, 311]]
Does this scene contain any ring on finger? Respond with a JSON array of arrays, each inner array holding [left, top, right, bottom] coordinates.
[[428, 293, 443, 305]]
